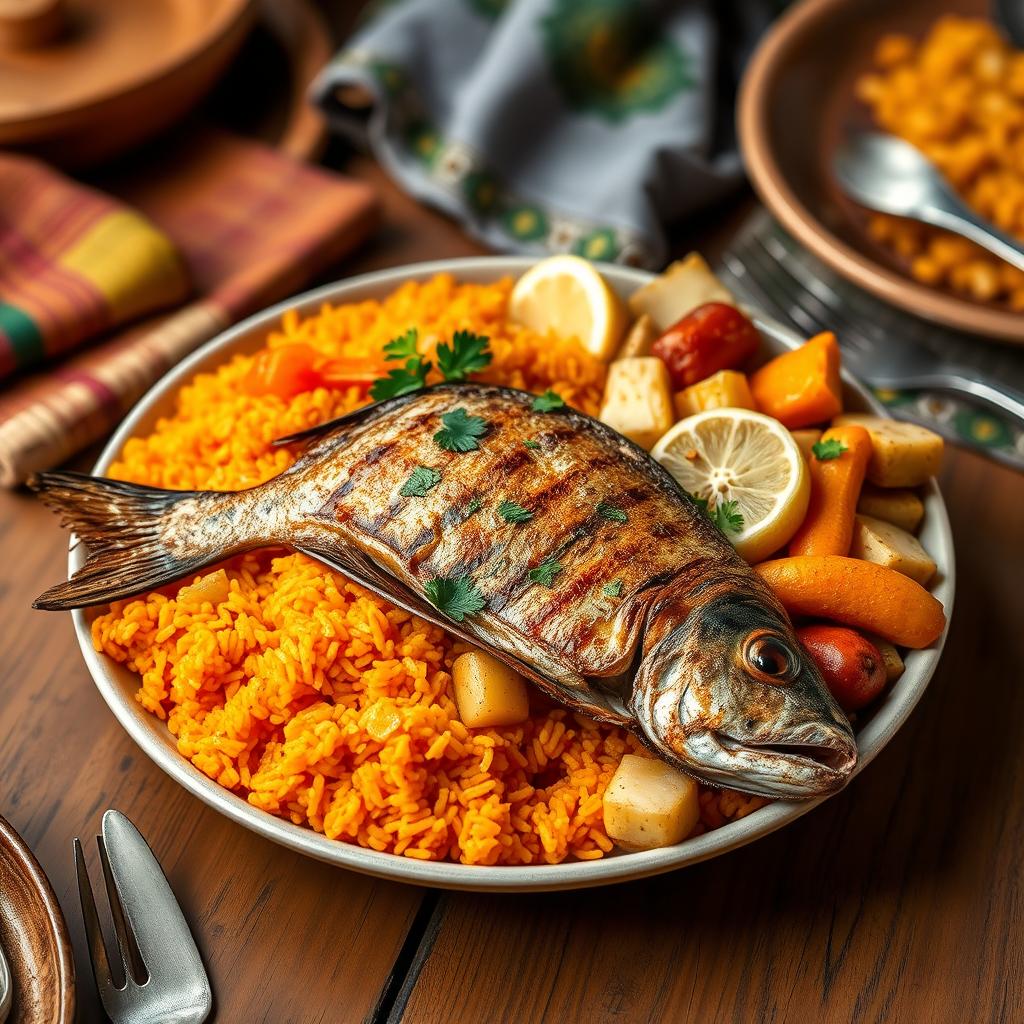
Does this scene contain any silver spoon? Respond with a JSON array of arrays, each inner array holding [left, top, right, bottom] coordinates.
[[834, 132, 1024, 274]]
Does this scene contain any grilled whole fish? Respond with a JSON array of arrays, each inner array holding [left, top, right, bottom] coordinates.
[[32, 383, 857, 798]]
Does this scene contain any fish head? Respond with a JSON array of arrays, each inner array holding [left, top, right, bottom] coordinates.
[[631, 593, 858, 799]]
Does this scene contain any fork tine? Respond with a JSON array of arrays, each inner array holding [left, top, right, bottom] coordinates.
[[74, 837, 121, 1007], [98, 833, 148, 985], [100, 811, 212, 1015]]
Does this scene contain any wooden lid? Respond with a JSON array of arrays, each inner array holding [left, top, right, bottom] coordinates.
[[0, 0, 252, 135]]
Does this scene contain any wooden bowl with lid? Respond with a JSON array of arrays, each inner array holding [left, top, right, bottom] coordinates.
[[0, 0, 256, 167]]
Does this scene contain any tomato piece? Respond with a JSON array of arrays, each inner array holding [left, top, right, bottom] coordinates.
[[796, 624, 888, 712], [242, 343, 323, 399], [650, 302, 760, 390], [317, 356, 386, 394]]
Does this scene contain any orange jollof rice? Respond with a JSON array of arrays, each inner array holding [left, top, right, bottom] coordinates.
[[92, 274, 766, 865]]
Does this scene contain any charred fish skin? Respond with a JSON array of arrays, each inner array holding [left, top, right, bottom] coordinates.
[[32, 382, 858, 797]]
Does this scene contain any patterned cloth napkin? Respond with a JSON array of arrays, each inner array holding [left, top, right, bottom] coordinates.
[[313, 0, 774, 268], [0, 130, 377, 486]]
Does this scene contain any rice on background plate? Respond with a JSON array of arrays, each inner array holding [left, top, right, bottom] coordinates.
[[91, 274, 767, 866]]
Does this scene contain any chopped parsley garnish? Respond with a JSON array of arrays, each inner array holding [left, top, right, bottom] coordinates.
[[436, 330, 492, 381], [371, 328, 432, 401], [434, 407, 488, 452], [498, 500, 533, 524], [465, 495, 482, 515], [532, 389, 565, 412], [596, 500, 628, 524], [690, 492, 744, 536], [528, 555, 563, 587], [522, 439, 542, 451], [423, 574, 486, 622], [603, 580, 624, 598], [399, 466, 442, 498], [812, 438, 849, 461], [710, 499, 744, 535]]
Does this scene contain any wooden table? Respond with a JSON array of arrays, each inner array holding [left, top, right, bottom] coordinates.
[[2, 140, 1023, 1024]]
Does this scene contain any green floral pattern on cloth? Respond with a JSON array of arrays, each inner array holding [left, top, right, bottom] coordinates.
[[541, 0, 695, 122]]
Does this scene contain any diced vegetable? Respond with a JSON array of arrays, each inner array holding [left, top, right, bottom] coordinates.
[[651, 303, 761, 391], [452, 651, 530, 728], [599, 357, 675, 450], [856, 484, 925, 533], [673, 369, 756, 418], [788, 425, 872, 556], [790, 429, 823, 461], [866, 634, 905, 684], [178, 568, 230, 605], [616, 314, 657, 360], [832, 414, 943, 487], [749, 332, 843, 429], [796, 625, 888, 711], [627, 252, 736, 331], [602, 754, 700, 851], [851, 514, 937, 585], [755, 555, 946, 648]]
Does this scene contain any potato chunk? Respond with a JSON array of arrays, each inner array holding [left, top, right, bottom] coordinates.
[[833, 414, 943, 486], [453, 651, 529, 728], [673, 370, 755, 418], [856, 483, 924, 533], [599, 357, 675, 450], [868, 634, 906, 684], [178, 568, 230, 605], [790, 428, 822, 462], [627, 253, 735, 331], [616, 314, 657, 360], [603, 755, 700, 851], [851, 514, 937, 585]]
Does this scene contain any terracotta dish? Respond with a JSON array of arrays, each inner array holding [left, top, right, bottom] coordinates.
[[0, 816, 74, 1024], [0, 0, 256, 166], [738, 0, 1024, 344]]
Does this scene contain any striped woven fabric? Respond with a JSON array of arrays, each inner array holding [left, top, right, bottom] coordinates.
[[0, 130, 377, 485], [0, 156, 189, 379]]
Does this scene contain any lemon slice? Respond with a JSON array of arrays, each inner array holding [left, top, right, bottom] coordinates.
[[509, 255, 626, 360], [651, 408, 810, 563]]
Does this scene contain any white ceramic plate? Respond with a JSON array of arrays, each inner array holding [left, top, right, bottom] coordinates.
[[70, 257, 955, 892]]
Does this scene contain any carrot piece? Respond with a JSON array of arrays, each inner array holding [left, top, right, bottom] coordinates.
[[755, 555, 945, 648], [788, 425, 872, 556], [750, 332, 843, 428]]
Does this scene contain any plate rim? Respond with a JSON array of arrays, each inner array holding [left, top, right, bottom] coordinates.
[[69, 255, 955, 892], [737, 0, 1024, 344]]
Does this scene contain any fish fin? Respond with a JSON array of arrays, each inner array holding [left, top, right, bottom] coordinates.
[[295, 543, 631, 726], [29, 472, 221, 610]]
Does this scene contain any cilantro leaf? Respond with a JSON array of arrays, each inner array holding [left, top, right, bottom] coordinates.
[[522, 439, 542, 451], [528, 555, 563, 587], [596, 500, 628, 524], [436, 330, 492, 381], [812, 438, 849, 461], [370, 359, 431, 401], [466, 495, 482, 515], [423, 574, 486, 622], [532, 390, 565, 413], [498, 500, 533, 524], [434, 407, 488, 452], [710, 499, 744, 535], [603, 580, 624, 598], [399, 466, 441, 498], [383, 328, 420, 361]]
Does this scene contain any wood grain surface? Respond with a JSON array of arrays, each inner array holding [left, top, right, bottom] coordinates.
[[2, 51, 1022, 1024]]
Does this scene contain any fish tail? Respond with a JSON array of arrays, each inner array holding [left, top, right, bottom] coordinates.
[[29, 471, 233, 610]]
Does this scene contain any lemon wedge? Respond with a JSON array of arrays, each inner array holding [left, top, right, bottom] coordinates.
[[651, 408, 810, 563], [509, 255, 626, 360]]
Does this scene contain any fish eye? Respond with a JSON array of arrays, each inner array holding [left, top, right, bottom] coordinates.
[[744, 634, 796, 681]]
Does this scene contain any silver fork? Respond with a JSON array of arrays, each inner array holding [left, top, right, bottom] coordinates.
[[722, 227, 1024, 433], [74, 810, 212, 1024]]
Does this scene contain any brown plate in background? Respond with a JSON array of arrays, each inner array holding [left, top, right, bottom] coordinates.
[[738, 0, 1024, 344], [0, 816, 74, 1024]]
